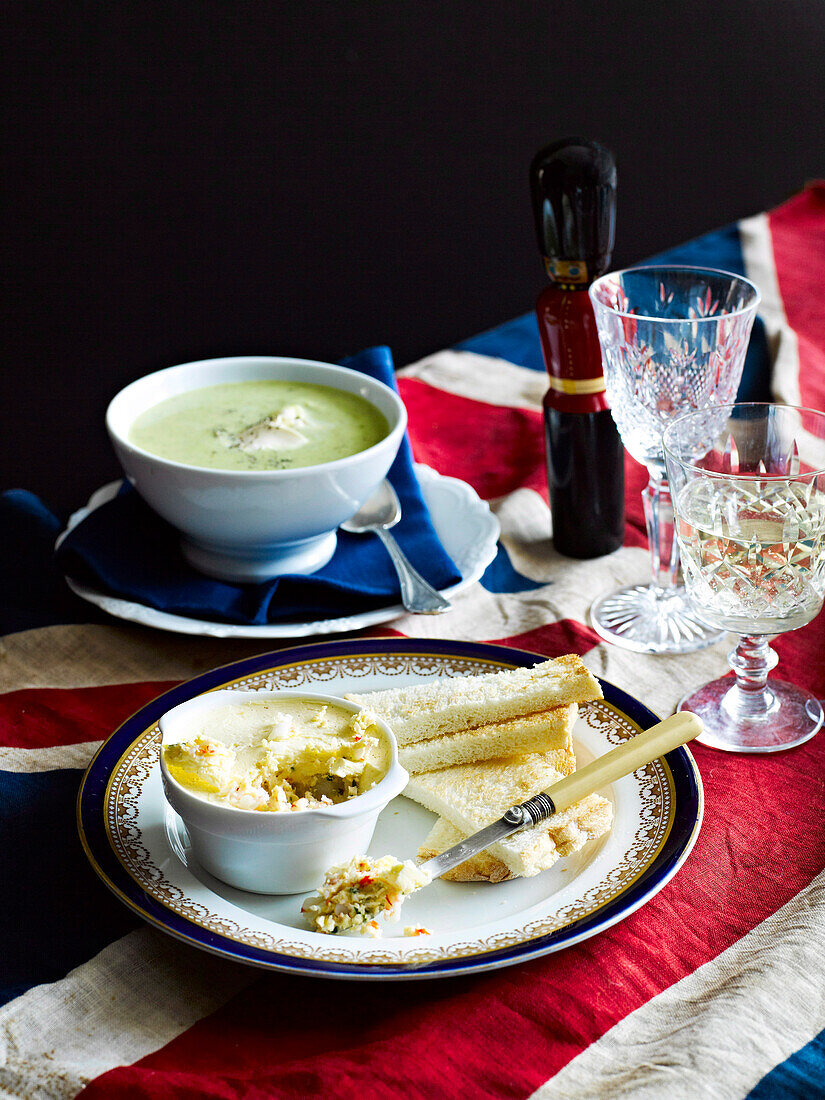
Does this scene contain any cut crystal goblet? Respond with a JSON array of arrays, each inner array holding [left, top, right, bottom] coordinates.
[[588, 265, 760, 653]]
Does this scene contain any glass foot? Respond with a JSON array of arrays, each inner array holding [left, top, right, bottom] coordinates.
[[590, 583, 726, 654], [678, 677, 824, 753]]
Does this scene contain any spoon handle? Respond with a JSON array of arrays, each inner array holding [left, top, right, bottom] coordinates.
[[375, 528, 452, 614]]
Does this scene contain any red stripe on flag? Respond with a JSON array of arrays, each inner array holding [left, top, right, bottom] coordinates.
[[773, 612, 825, 695], [623, 452, 650, 550], [0, 682, 178, 749], [768, 182, 825, 411], [491, 619, 604, 659], [82, 730, 825, 1098], [400, 376, 651, 552], [374, 621, 602, 658], [398, 377, 547, 500]]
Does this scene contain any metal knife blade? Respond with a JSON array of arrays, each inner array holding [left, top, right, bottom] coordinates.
[[417, 804, 535, 880]]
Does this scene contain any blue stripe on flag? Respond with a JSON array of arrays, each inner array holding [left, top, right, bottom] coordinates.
[[455, 220, 773, 403], [645, 222, 746, 271], [642, 226, 772, 403], [747, 1029, 825, 1099], [480, 543, 546, 593], [0, 490, 91, 635], [0, 770, 139, 1006]]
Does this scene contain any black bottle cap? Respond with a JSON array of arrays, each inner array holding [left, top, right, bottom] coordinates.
[[530, 138, 617, 282]]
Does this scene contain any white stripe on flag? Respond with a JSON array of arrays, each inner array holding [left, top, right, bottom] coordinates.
[[582, 640, 730, 724], [0, 624, 266, 694], [0, 742, 101, 773], [740, 213, 825, 468], [0, 927, 252, 1100], [739, 212, 802, 406], [392, 584, 557, 645], [491, 487, 556, 580], [398, 349, 545, 409], [531, 868, 825, 1100], [393, 586, 729, 721]]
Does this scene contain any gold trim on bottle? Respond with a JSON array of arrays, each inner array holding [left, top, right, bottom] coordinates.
[[547, 375, 606, 395]]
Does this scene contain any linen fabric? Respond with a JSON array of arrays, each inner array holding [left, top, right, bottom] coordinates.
[[1, 182, 824, 1099]]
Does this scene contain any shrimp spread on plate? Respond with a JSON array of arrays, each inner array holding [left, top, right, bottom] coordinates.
[[162, 699, 389, 811], [301, 855, 431, 936]]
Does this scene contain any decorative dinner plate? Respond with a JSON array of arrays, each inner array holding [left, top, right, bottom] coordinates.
[[59, 465, 500, 638], [77, 638, 703, 980]]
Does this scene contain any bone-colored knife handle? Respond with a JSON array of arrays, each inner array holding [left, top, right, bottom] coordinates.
[[543, 711, 702, 813]]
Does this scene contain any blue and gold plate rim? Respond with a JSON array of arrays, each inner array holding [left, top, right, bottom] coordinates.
[[77, 637, 703, 981]]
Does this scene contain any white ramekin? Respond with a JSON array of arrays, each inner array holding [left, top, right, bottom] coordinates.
[[159, 688, 407, 894]]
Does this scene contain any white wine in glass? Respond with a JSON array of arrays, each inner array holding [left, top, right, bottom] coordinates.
[[664, 403, 825, 752]]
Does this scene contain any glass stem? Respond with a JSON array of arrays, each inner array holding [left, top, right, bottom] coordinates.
[[723, 635, 780, 721], [642, 475, 680, 592]]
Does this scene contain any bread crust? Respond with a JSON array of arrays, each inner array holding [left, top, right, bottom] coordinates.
[[349, 653, 613, 882], [346, 656, 602, 746], [399, 704, 576, 774]]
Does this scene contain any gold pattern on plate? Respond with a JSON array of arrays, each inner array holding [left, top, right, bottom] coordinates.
[[103, 653, 677, 967]]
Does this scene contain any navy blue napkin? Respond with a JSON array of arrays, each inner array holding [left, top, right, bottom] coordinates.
[[55, 347, 462, 625]]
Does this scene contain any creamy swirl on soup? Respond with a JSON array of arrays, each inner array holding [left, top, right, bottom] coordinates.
[[129, 380, 390, 471]]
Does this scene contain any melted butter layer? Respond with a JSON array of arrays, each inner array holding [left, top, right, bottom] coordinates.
[[163, 698, 389, 812]]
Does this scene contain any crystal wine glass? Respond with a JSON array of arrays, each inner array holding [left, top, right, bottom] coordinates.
[[663, 403, 825, 752], [588, 266, 761, 653]]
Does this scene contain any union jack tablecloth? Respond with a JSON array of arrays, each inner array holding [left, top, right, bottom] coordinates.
[[1, 183, 824, 1099]]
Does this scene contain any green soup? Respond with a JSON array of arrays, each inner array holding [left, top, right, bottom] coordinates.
[[129, 380, 391, 471]]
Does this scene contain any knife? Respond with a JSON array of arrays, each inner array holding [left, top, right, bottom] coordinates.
[[417, 711, 702, 880]]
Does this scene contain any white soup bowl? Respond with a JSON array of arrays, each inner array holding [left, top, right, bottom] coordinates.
[[106, 355, 407, 582]]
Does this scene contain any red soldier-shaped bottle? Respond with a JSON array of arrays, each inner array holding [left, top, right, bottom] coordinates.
[[530, 138, 624, 558]]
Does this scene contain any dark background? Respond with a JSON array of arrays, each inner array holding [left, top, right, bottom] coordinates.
[[4, 2, 824, 514]]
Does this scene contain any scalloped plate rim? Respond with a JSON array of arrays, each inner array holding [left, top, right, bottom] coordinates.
[[59, 465, 500, 638]]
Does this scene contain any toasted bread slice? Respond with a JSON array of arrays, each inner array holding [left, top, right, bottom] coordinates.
[[399, 704, 576, 774], [417, 793, 613, 882], [418, 817, 514, 883], [404, 750, 613, 878], [346, 655, 601, 746]]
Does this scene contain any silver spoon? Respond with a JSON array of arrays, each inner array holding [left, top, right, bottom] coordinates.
[[341, 480, 452, 614]]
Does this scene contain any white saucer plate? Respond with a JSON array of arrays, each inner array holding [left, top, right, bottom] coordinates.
[[59, 465, 500, 638], [77, 639, 703, 980]]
